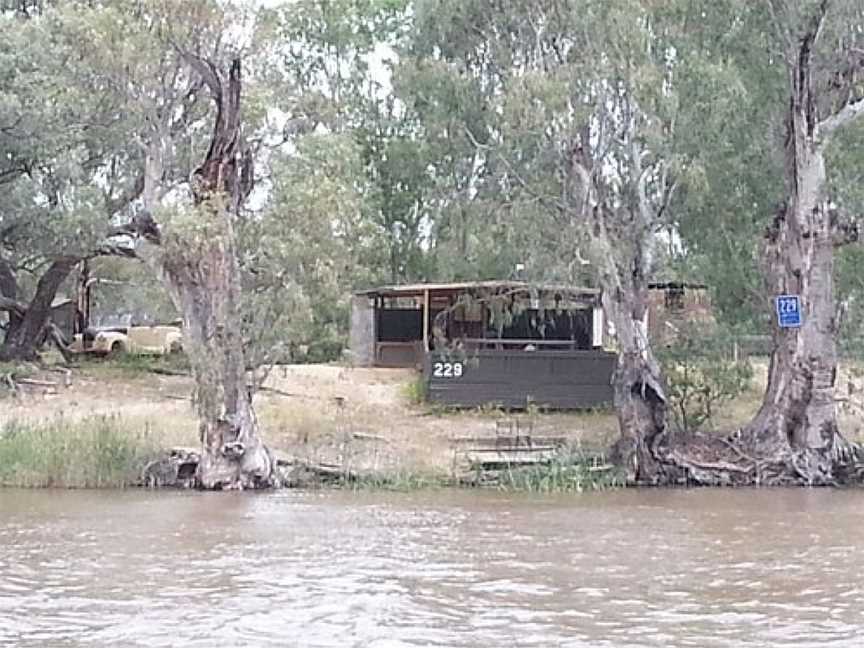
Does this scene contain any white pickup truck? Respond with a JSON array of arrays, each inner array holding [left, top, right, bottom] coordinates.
[[70, 325, 183, 357]]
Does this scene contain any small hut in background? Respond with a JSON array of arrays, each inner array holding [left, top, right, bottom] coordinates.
[[350, 281, 615, 410], [647, 282, 714, 343], [350, 280, 605, 368]]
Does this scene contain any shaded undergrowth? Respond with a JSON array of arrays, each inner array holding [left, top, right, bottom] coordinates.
[[83, 352, 191, 377]]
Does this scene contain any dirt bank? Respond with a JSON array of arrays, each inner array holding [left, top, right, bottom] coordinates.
[[0, 361, 619, 478], [3, 358, 862, 481]]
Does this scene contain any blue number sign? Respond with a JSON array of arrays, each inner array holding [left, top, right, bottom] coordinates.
[[775, 295, 802, 328]]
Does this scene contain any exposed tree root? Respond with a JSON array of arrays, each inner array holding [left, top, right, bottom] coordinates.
[[2, 372, 18, 396], [624, 428, 864, 487]]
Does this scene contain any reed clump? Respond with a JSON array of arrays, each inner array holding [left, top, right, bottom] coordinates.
[[348, 470, 451, 491], [0, 416, 158, 488], [494, 452, 626, 493]]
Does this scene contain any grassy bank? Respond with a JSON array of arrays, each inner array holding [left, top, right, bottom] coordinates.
[[287, 460, 624, 493], [0, 413, 624, 493], [495, 458, 626, 493], [0, 361, 633, 492], [0, 416, 158, 488]]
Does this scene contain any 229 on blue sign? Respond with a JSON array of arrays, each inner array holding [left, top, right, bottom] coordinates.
[[776, 295, 802, 328]]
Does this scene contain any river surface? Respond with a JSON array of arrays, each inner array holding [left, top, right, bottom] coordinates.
[[1, 488, 864, 647]]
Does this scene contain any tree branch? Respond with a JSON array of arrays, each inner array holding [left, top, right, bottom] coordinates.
[[766, 0, 793, 50], [174, 47, 222, 101], [0, 257, 16, 302], [0, 296, 27, 316], [463, 125, 568, 215], [829, 207, 860, 247], [631, 137, 655, 230], [0, 163, 27, 186], [819, 97, 864, 142], [104, 172, 146, 217], [569, 156, 594, 218]]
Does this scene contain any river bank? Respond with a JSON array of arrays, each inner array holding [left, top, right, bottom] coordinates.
[[2, 357, 863, 490], [0, 414, 624, 492], [0, 359, 625, 490]]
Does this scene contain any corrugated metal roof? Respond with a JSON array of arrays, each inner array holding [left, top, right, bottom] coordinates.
[[355, 280, 601, 298]]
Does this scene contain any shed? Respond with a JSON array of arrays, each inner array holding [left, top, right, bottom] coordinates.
[[351, 280, 606, 367], [350, 280, 616, 410]]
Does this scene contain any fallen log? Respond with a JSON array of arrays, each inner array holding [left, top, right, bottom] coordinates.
[[46, 367, 73, 388], [279, 459, 358, 487], [147, 367, 190, 377], [255, 384, 328, 401], [668, 451, 755, 475], [352, 432, 388, 443], [16, 378, 58, 388]]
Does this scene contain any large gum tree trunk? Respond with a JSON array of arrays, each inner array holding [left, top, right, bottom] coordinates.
[[588, 199, 669, 482], [0, 258, 76, 362], [747, 198, 839, 458], [571, 136, 672, 483], [142, 56, 275, 490], [162, 235, 274, 490], [183, 58, 273, 489], [744, 6, 863, 482], [601, 273, 669, 483]]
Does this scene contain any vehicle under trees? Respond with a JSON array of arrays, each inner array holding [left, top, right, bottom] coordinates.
[[0, 5, 142, 361]]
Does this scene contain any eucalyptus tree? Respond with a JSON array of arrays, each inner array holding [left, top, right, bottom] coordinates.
[[739, 0, 864, 482], [32, 0, 280, 488], [137, 54, 277, 489], [395, 3, 513, 281], [136, 5, 277, 489], [669, 1, 786, 330], [388, 0, 563, 282], [411, 0, 698, 481], [0, 5, 142, 360], [252, 133, 385, 364], [267, 0, 434, 285], [626, 0, 864, 484]]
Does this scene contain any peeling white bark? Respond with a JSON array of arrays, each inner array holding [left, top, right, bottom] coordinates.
[[818, 98, 864, 143], [572, 148, 670, 482], [746, 7, 864, 472]]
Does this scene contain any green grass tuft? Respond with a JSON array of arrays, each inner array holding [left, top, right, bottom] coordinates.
[[82, 352, 191, 378], [348, 470, 451, 491], [494, 452, 626, 493], [0, 416, 159, 488], [400, 375, 428, 405]]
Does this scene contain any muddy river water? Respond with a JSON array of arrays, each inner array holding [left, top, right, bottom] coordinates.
[[1, 488, 864, 647]]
